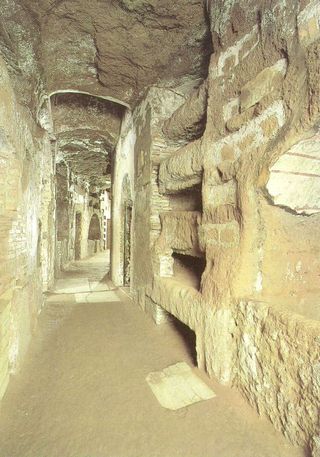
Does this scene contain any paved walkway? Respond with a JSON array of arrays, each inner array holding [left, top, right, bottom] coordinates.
[[0, 253, 305, 457]]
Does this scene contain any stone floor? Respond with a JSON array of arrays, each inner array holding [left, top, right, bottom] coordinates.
[[0, 252, 306, 457]]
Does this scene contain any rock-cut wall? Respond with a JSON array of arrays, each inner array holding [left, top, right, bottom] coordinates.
[[0, 55, 56, 399], [118, 0, 320, 452]]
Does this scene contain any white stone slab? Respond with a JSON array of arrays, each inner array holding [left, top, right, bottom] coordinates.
[[74, 291, 120, 303], [146, 362, 216, 410]]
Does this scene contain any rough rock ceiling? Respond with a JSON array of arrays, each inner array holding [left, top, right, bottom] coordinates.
[[30, 0, 211, 106], [0, 0, 211, 190]]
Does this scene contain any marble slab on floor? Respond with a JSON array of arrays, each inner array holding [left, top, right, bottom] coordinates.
[[146, 362, 216, 410]]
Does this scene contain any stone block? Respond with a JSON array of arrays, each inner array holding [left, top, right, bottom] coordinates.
[[210, 204, 237, 224], [240, 59, 287, 112], [203, 180, 237, 211], [200, 224, 220, 243], [226, 106, 255, 132], [220, 226, 237, 244], [260, 115, 280, 139], [298, 0, 320, 47]]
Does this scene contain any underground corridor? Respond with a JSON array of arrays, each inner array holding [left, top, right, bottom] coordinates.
[[0, 1, 320, 456]]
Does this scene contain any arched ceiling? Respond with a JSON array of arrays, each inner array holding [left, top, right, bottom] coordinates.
[[51, 92, 123, 189], [0, 0, 211, 190]]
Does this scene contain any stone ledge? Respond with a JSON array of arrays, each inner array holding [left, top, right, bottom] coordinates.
[[159, 138, 203, 194], [162, 80, 208, 143], [148, 276, 203, 332]]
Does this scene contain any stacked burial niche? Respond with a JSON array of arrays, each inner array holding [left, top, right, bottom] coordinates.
[[157, 80, 208, 290], [130, 84, 209, 363]]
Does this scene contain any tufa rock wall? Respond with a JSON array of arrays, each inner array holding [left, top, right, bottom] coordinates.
[[0, 55, 56, 398], [118, 0, 320, 450]]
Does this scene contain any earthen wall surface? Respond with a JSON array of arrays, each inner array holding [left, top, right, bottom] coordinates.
[[115, 0, 320, 449], [0, 56, 55, 397]]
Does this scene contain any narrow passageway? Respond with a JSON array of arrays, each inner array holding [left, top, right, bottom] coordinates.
[[0, 254, 304, 457]]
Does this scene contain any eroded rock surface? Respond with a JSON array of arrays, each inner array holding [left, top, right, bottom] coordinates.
[[25, 0, 211, 106]]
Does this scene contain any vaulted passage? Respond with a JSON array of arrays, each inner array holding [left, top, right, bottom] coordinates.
[[0, 1, 319, 456]]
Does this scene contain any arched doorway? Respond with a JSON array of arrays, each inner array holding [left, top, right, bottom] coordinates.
[[88, 214, 101, 254], [75, 212, 82, 260]]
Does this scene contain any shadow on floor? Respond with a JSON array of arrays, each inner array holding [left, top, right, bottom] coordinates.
[[168, 316, 197, 366]]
